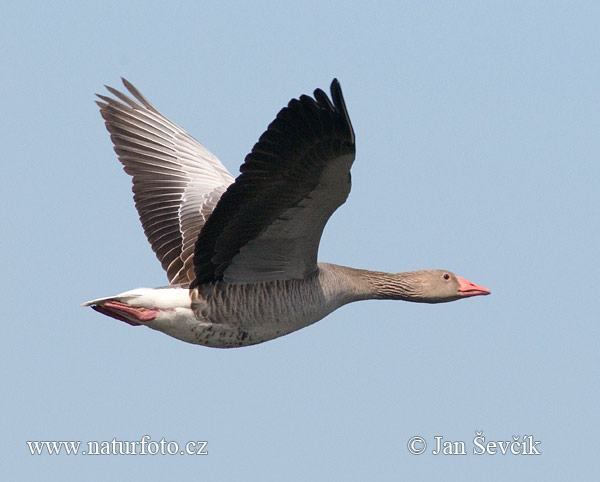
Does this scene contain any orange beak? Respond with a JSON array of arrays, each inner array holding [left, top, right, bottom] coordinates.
[[456, 276, 491, 297]]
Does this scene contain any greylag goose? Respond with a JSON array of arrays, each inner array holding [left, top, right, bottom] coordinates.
[[83, 79, 490, 348]]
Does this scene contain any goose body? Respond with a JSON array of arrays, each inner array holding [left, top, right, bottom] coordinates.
[[84, 79, 490, 348]]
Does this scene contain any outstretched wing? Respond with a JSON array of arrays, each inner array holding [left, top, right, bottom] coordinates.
[[97, 79, 234, 284], [192, 79, 355, 286]]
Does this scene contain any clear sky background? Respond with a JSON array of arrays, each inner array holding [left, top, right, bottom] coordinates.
[[2, 1, 598, 480]]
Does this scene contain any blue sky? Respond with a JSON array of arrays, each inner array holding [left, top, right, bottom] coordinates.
[[2, 1, 598, 480]]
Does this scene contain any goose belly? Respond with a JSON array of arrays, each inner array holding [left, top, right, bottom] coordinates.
[[168, 278, 345, 348]]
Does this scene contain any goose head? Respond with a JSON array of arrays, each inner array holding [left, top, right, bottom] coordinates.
[[403, 270, 491, 303]]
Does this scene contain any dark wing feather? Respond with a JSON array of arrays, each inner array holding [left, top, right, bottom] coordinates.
[[192, 79, 355, 286]]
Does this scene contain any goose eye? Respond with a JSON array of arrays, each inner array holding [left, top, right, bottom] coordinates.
[[443, 273, 450, 280]]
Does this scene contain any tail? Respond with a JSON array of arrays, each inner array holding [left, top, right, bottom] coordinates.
[[81, 293, 142, 307]]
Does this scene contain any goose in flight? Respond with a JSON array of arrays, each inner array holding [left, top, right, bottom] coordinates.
[[83, 79, 490, 348]]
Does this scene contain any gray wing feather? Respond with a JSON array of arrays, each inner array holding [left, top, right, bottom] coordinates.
[[97, 79, 234, 284]]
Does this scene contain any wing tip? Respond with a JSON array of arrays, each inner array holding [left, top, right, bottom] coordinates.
[[329, 78, 354, 142], [329, 78, 345, 111], [120, 77, 155, 110], [96, 77, 158, 113]]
